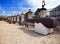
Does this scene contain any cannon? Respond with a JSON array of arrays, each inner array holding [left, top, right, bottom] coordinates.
[[26, 17, 58, 28]]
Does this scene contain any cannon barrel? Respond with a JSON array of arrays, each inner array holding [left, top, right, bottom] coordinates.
[[27, 17, 57, 28]]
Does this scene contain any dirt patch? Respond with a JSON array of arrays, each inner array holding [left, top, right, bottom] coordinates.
[[0, 21, 60, 44]]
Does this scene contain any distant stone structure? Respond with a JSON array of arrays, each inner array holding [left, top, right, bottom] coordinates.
[[27, 9, 33, 19], [15, 15, 17, 22], [39, 8, 46, 17], [24, 9, 33, 27], [35, 0, 46, 18], [15, 14, 21, 25], [20, 12, 25, 25], [50, 5, 60, 17], [25, 9, 33, 20], [16, 15, 20, 23], [13, 15, 16, 22], [39, 0, 46, 17], [18, 15, 21, 25], [10, 16, 13, 21]]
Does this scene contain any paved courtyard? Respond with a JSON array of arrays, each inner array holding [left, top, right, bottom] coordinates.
[[0, 21, 60, 44]]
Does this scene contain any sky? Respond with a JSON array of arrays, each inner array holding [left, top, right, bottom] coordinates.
[[0, 0, 60, 16]]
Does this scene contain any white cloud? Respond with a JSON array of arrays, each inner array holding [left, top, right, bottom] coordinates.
[[2, 11, 6, 13], [26, 0, 42, 11], [45, 0, 60, 8], [19, 7, 32, 13], [26, 0, 60, 11]]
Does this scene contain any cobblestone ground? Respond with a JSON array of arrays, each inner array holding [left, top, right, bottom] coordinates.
[[0, 21, 60, 44]]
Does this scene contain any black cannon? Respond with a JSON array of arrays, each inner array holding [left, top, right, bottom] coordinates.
[[26, 17, 58, 28]]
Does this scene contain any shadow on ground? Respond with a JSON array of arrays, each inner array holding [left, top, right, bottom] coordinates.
[[18, 27, 46, 37], [18, 26, 60, 37]]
